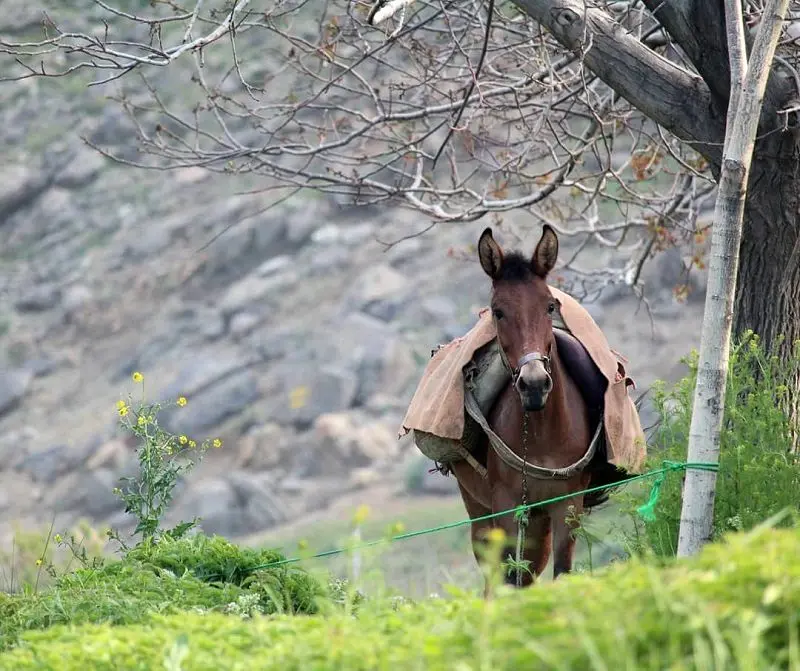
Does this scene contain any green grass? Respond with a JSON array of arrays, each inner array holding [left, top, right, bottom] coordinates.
[[0, 534, 324, 652], [248, 489, 643, 599], [1, 520, 799, 670]]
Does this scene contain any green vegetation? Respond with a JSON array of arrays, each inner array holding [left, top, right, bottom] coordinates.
[[0, 533, 325, 653], [1, 520, 799, 670], [1, 340, 799, 669], [633, 332, 800, 557]]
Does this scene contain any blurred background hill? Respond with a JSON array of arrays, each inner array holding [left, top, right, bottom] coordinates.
[[0, 0, 707, 585]]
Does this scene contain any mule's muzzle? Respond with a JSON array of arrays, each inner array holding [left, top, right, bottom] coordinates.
[[519, 387, 550, 412], [514, 355, 553, 412]]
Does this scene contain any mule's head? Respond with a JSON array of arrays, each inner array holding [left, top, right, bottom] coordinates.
[[478, 225, 560, 412]]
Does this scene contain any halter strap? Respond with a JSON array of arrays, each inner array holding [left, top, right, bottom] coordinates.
[[492, 316, 553, 382]]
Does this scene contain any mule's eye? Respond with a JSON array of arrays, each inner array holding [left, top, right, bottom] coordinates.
[[547, 302, 556, 315], [492, 307, 505, 320]]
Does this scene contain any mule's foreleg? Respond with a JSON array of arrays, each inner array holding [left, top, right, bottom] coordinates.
[[550, 496, 584, 579], [453, 476, 496, 595], [502, 512, 551, 588]]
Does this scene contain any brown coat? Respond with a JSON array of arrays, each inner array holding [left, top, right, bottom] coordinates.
[[400, 286, 647, 473]]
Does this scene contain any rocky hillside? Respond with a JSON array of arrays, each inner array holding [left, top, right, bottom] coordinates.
[[0, 2, 708, 549]]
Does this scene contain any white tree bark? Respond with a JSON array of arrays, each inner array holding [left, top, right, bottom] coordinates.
[[677, 0, 791, 557]]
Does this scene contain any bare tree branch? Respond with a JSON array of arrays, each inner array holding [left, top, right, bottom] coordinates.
[[8, 0, 785, 302], [510, 0, 725, 164]]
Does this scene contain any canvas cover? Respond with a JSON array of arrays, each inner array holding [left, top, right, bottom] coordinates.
[[400, 286, 647, 474]]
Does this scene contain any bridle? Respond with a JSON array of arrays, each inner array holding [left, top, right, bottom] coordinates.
[[492, 315, 553, 386]]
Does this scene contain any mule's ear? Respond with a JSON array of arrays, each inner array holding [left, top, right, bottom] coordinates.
[[478, 227, 503, 279], [531, 224, 558, 278]]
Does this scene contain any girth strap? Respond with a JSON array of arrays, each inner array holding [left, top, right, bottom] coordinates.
[[464, 386, 603, 480]]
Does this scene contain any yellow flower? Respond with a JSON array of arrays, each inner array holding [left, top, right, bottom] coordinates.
[[116, 399, 126, 410], [179, 435, 188, 445], [177, 396, 188, 407], [54, 534, 63, 544], [188, 440, 197, 448], [35, 558, 43, 567], [297, 539, 309, 551], [352, 504, 370, 526], [288, 386, 310, 410], [118, 405, 129, 417], [137, 415, 147, 427], [212, 438, 222, 449], [132, 371, 144, 383], [486, 528, 507, 544]]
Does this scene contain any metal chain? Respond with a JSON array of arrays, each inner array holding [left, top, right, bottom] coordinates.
[[521, 412, 530, 510], [515, 412, 530, 587]]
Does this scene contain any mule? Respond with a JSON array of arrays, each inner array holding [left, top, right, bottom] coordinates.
[[451, 225, 630, 589]]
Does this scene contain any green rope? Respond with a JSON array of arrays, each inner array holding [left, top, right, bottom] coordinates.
[[243, 460, 718, 574], [635, 460, 719, 522]]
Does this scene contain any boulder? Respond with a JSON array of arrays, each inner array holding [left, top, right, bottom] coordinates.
[[347, 264, 409, 321], [227, 471, 290, 531], [318, 312, 416, 403], [15, 284, 61, 312], [171, 477, 239, 536], [161, 369, 261, 436], [234, 422, 294, 470], [229, 311, 263, 339], [264, 363, 359, 428], [170, 472, 290, 537], [14, 442, 96, 484], [0, 369, 33, 418], [0, 425, 38, 468], [54, 147, 106, 190], [0, 164, 50, 220], [219, 271, 296, 317], [313, 411, 398, 469]]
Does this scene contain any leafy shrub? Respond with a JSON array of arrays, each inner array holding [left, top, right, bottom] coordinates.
[[127, 534, 326, 614], [1, 521, 799, 670], [0, 534, 325, 651], [633, 332, 800, 556], [0, 560, 243, 652]]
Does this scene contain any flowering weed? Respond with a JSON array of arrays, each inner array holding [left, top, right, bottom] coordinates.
[[113, 372, 223, 547]]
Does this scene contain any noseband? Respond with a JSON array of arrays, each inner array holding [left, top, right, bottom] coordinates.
[[515, 351, 551, 380], [496, 339, 552, 385]]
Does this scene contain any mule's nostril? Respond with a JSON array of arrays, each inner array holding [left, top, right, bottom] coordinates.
[[516, 374, 552, 396]]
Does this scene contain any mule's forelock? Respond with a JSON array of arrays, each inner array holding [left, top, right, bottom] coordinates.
[[493, 251, 536, 283]]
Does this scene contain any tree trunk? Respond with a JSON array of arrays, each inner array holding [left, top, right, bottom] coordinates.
[[734, 132, 800, 440], [676, 0, 790, 557]]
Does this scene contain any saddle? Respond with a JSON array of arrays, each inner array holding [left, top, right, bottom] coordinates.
[[554, 328, 607, 420], [411, 324, 610, 477]]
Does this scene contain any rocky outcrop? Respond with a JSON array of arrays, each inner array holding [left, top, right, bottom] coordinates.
[[0, 2, 707, 547]]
